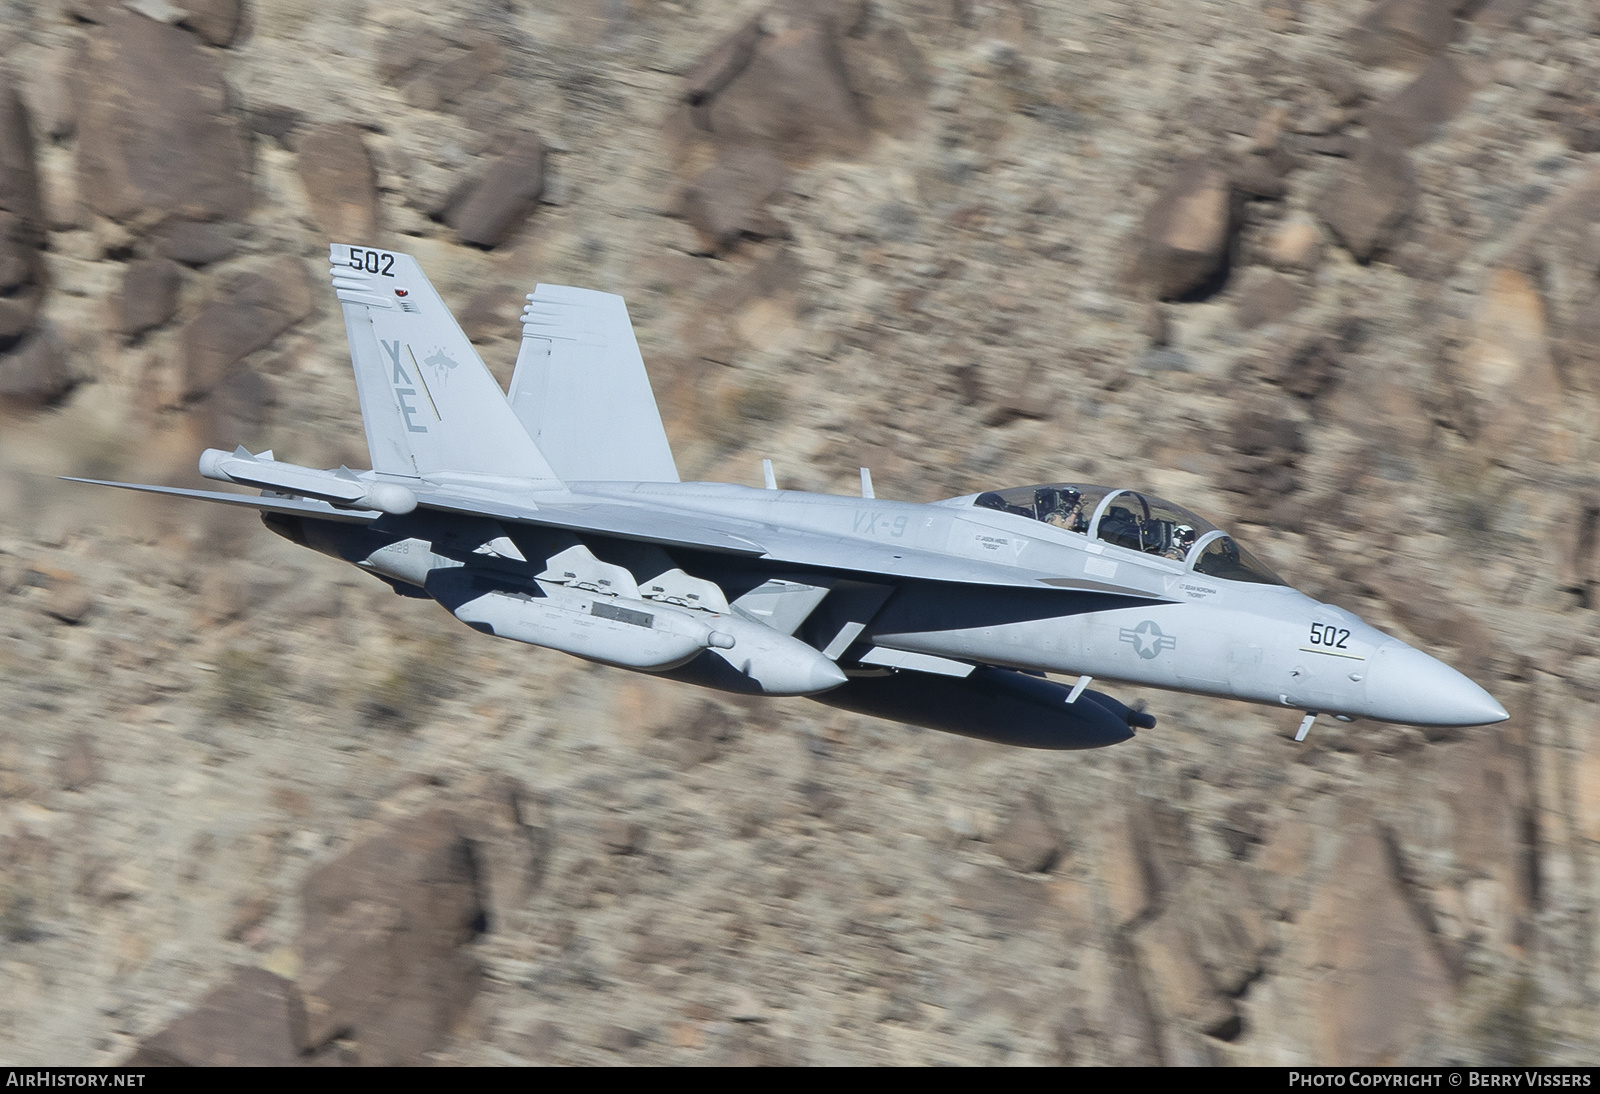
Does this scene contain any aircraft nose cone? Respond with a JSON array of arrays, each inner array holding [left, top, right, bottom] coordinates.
[[1363, 642, 1508, 727]]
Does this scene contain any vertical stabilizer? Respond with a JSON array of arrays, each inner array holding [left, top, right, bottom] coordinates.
[[329, 244, 561, 484], [508, 284, 679, 483]]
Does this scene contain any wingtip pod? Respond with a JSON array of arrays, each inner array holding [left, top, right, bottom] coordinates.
[[198, 447, 417, 515], [197, 446, 228, 480]]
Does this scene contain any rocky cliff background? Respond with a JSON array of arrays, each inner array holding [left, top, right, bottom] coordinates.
[[0, 0, 1597, 1066]]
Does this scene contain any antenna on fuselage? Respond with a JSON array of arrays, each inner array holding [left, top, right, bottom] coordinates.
[[762, 459, 777, 490], [860, 467, 874, 499]]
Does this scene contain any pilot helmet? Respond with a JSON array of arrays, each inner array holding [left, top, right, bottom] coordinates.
[[1174, 523, 1196, 545], [1038, 486, 1079, 510]]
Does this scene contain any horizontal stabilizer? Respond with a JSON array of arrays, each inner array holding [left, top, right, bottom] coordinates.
[[859, 647, 976, 678]]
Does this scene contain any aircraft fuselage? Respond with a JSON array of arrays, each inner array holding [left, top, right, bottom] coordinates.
[[278, 477, 1504, 732], [578, 481, 1502, 729]]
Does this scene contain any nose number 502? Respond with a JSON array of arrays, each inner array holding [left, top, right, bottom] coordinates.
[[1309, 623, 1350, 649]]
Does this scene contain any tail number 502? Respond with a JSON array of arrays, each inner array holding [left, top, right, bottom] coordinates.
[[348, 248, 395, 276]]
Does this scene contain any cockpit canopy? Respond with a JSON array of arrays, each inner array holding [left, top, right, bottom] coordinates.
[[972, 484, 1284, 585]]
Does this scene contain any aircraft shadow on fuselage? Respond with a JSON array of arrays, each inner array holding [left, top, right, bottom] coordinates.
[[856, 580, 1161, 635], [287, 517, 1161, 654]]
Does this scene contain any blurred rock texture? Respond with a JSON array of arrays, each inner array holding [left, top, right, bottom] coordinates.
[[0, 0, 1597, 1067]]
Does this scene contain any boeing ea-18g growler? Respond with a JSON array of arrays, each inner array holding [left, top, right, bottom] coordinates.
[[72, 244, 1508, 749]]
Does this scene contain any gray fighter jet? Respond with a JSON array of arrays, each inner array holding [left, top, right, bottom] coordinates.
[[71, 245, 1508, 749]]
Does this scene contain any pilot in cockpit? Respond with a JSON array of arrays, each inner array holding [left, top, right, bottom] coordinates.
[[1164, 524, 1197, 561], [1038, 487, 1086, 532]]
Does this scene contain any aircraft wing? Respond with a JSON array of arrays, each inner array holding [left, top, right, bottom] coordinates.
[[409, 485, 1168, 598], [63, 478, 382, 523], [405, 487, 769, 557], [68, 477, 1170, 599]]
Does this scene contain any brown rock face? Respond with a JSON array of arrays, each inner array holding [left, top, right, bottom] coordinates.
[[1131, 906, 1240, 1040], [1477, 0, 1534, 31], [0, 80, 43, 247], [181, 0, 243, 48], [1223, 404, 1305, 505], [0, 332, 73, 409], [56, 732, 99, 792], [1184, 865, 1272, 998], [0, 285, 36, 342], [125, 967, 314, 1067], [158, 219, 237, 267], [295, 123, 380, 243], [1579, 728, 1600, 846], [446, 133, 545, 249], [194, 365, 274, 449], [1542, 70, 1600, 155], [0, 78, 46, 354], [1464, 269, 1553, 392], [686, 11, 766, 110], [1138, 161, 1237, 300], [1440, 734, 1534, 937], [1318, 139, 1417, 262], [297, 809, 487, 1065], [1459, 267, 1563, 462], [1567, 281, 1600, 389], [1366, 54, 1475, 148], [181, 257, 314, 399], [377, 25, 504, 113], [1492, 167, 1600, 395], [447, 775, 549, 927], [1265, 215, 1324, 271], [991, 794, 1063, 874], [952, 865, 1054, 933], [1494, 166, 1600, 397], [118, 258, 182, 338], [837, 13, 928, 138], [456, 284, 520, 345], [1348, 0, 1465, 69], [75, 11, 251, 229], [680, 145, 789, 255], [1231, 153, 1289, 200], [1234, 270, 1307, 331], [685, 2, 872, 159], [44, 577, 94, 625], [1274, 332, 1343, 403], [651, 701, 738, 769], [1305, 823, 1452, 1064]]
